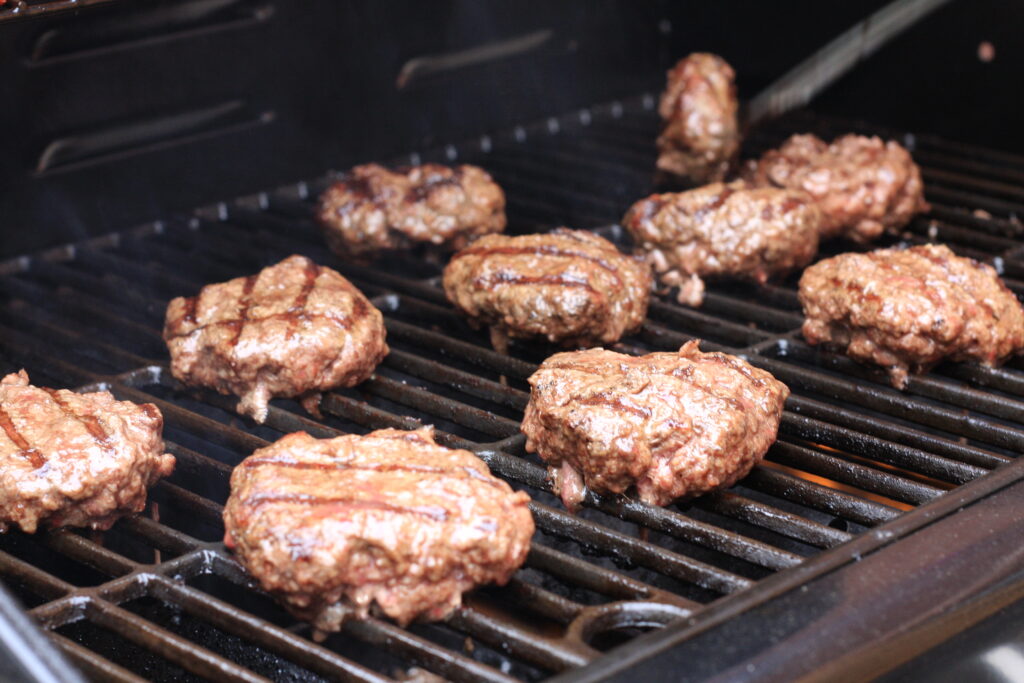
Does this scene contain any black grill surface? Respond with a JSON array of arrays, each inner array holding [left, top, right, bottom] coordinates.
[[1, 94, 1024, 682]]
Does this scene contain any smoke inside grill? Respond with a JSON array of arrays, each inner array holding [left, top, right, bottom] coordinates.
[[1, 93, 1024, 682]]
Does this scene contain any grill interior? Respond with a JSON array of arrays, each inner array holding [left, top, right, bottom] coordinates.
[[2, 92, 1024, 682]]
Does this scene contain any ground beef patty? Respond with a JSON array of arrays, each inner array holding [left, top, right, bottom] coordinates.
[[656, 53, 740, 185], [223, 427, 533, 632], [799, 244, 1024, 388], [744, 133, 929, 243], [316, 163, 506, 259], [521, 341, 788, 509], [164, 255, 387, 423], [623, 182, 821, 307], [0, 371, 174, 533], [442, 228, 652, 350]]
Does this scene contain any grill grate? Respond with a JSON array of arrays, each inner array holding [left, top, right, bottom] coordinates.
[[1, 93, 1024, 682]]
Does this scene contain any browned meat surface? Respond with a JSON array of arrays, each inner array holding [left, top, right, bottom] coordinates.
[[656, 53, 740, 185], [164, 255, 387, 424], [223, 427, 533, 632], [0, 371, 174, 533], [316, 163, 506, 259], [744, 133, 929, 243], [442, 228, 652, 349], [799, 244, 1024, 388], [623, 181, 821, 307], [521, 341, 788, 509]]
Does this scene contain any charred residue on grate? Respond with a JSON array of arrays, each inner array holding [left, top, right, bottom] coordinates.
[[0, 95, 1021, 680]]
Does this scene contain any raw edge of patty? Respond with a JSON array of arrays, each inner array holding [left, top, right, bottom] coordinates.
[[163, 255, 388, 424], [521, 341, 789, 509], [222, 427, 534, 633], [442, 228, 653, 349], [799, 243, 1024, 388], [0, 370, 175, 533]]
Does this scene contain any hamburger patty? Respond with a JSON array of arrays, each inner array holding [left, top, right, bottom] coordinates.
[[442, 228, 652, 349], [316, 163, 506, 259], [521, 341, 788, 509], [656, 53, 741, 185], [623, 182, 821, 306], [0, 371, 174, 533], [799, 243, 1024, 388], [223, 427, 534, 632], [163, 255, 387, 423], [744, 133, 929, 243]]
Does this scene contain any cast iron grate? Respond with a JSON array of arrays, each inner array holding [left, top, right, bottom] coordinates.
[[1, 93, 1024, 681]]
